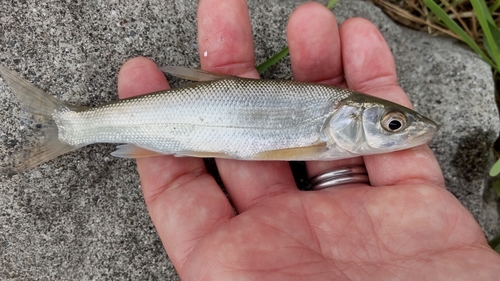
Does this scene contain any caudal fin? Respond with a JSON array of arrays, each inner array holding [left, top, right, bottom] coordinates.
[[0, 65, 79, 173]]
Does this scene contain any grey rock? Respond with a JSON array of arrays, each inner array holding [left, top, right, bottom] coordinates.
[[0, 0, 497, 280]]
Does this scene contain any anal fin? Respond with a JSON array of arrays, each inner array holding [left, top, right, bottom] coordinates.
[[252, 143, 328, 161], [174, 150, 233, 159]]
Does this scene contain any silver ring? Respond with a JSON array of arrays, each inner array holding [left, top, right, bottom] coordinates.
[[308, 166, 370, 190]]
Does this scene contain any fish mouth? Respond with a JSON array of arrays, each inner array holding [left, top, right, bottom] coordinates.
[[414, 116, 439, 143], [424, 115, 440, 134], [414, 111, 439, 132], [403, 114, 439, 147]]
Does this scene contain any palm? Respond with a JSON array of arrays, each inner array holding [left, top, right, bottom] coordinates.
[[116, 1, 500, 280], [181, 183, 492, 280]]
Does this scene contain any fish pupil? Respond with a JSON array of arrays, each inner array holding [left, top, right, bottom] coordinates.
[[388, 120, 402, 131]]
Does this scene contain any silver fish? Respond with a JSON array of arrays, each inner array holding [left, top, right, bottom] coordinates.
[[0, 64, 438, 172]]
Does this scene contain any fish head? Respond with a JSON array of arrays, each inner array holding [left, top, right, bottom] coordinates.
[[325, 92, 439, 155]]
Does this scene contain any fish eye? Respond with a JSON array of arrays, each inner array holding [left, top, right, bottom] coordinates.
[[381, 111, 407, 133]]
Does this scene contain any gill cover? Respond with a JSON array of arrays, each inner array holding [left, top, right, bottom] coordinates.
[[326, 104, 369, 153]]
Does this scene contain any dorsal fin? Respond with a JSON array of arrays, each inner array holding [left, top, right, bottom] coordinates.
[[158, 66, 234, 82]]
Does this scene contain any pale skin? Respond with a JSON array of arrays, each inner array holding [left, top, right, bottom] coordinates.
[[116, 1, 500, 280]]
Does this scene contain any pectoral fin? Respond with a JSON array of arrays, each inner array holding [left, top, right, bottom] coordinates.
[[111, 144, 165, 158], [252, 143, 328, 160], [158, 66, 234, 81], [174, 150, 233, 159]]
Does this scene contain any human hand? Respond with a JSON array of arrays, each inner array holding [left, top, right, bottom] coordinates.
[[117, 1, 500, 280]]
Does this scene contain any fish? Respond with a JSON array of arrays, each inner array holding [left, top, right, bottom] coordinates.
[[0, 64, 439, 173]]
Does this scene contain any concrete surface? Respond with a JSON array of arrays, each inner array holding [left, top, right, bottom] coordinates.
[[0, 0, 498, 280]]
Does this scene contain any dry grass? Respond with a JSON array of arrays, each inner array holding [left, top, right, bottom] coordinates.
[[371, 0, 499, 48]]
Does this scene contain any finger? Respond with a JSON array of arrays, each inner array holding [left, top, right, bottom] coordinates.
[[198, 0, 258, 78], [288, 2, 344, 86], [339, 18, 445, 187], [287, 2, 365, 177], [198, 0, 297, 212], [117, 57, 234, 268], [117, 57, 171, 99]]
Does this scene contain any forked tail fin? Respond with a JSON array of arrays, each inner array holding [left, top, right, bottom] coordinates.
[[0, 65, 80, 173]]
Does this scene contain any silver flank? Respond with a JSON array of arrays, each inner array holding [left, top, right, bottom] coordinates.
[[54, 79, 352, 158]]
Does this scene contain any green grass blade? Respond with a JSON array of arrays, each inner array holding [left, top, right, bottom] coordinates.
[[423, 0, 496, 69], [471, 0, 500, 68], [487, 21, 500, 47], [256, 47, 290, 74], [489, 158, 500, 176], [472, 0, 496, 24], [489, 0, 500, 12], [484, 21, 500, 68], [326, 0, 339, 9]]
